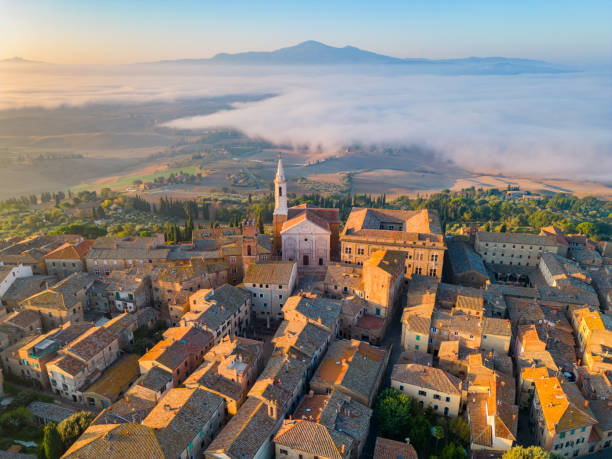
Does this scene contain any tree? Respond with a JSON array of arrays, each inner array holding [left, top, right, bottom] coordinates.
[[42, 422, 64, 459], [502, 446, 558, 459], [57, 411, 94, 449], [256, 211, 264, 234], [440, 442, 467, 459], [0, 406, 35, 431], [432, 425, 445, 451]]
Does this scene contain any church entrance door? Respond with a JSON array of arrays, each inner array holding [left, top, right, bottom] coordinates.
[[303, 255, 309, 266]]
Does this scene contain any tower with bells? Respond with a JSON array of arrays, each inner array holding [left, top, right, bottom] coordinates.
[[272, 154, 288, 257]]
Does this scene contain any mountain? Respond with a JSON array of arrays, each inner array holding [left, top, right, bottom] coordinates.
[[0, 56, 46, 64], [148, 41, 573, 74]]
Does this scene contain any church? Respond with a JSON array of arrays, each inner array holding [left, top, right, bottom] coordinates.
[[272, 156, 340, 275]]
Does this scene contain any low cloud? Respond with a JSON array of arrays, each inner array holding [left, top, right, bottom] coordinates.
[[2, 63, 611, 180]]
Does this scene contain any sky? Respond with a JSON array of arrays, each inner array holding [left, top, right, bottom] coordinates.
[[1, 0, 611, 65]]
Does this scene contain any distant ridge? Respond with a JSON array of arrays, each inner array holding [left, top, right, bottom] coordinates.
[[148, 40, 573, 74], [0, 56, 46, 64]]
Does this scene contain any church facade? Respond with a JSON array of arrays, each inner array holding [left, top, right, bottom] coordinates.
[[272, 156, 340, 276]]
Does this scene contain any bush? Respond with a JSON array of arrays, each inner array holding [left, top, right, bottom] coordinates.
[[0, 406, 35, 433]]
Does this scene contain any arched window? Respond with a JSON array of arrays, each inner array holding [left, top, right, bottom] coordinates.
[[278, 186, 283, 196]]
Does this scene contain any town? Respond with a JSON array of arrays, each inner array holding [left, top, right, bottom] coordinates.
[[0, 157, 610, 459]]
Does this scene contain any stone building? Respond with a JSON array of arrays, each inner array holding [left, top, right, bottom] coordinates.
[[242, 261, 297, 320], [43, 239, 94, 279], [183, 284, 251, 344], [340, 208, 445, 280], [85, 235, 169, 275], [531, 376, 597, 457], [474, 231, 566, 267], [391, 363, 462, 417], [21, 272, 95, 330]]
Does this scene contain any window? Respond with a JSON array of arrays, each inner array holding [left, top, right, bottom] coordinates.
[[375, 308, 381, 316], [415, 345, 419, 350], [433, 394, 441, 400], [445, 396, 450, 402], [279, 449, 288, 455], [416, 335, 420, 341], [434, 405, 438, 411], [399, 385, 404, 391], [418, 390, 427, 396], [560, 432, 566, 439]]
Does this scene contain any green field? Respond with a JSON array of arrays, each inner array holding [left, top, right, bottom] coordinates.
[[71, 165, 205, 192]]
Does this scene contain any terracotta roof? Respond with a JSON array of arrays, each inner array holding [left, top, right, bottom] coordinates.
[[139, 339, 190, 371], [482, 317, 511, 337], [3, 310, 40, 330], [67, 327, 117, 361], [288, 205, 340, 223], [282, 295, 341, 332], [274, 420, 352, 459], [143, 388, 224, 459], [293, 390, 372, 444], [534, 376, 596, 433], [184, 360, 243, 401], [48, 354, 87, 377], [392, 363, 462, 395], [312, 339, 388, 403], [62, 423, 164, 458], [83, 354, 140, 401], [373, 437, 417, 459], [244, 261, 296, 285], [44, 240, 94, 260], [206, 396, 276, 459], [355, 314, 384, 331], [343, 208, 441, 236], [476, 231, 560, 246], [134, 366, 173, 393], [92, 395, 156, 425], [467, 392, 492, 447]]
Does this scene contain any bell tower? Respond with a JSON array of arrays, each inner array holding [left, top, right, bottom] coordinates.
[[273, 154, 288, 257]]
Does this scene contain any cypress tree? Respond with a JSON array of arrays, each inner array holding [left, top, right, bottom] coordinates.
[[42, 422, 63, 459]]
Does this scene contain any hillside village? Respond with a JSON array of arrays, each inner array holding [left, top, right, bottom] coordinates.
[[0, 158, 610, 459]]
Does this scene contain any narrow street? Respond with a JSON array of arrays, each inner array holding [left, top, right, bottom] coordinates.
[[361, 285, 407, 458]]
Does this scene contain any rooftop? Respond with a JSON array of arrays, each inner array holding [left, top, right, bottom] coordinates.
[[83, 354, 140, 401], [206, 397, 277, 459], [67, 327, 117, 361], [143, 388, 224, 459], [62, 423, 164, 459], [274, 419, 352, 459], [534, 376, 596, 433], [244, 261, 296, 285], [392, 363, 462, 395], [312, 339, 388, 402], [373, 437, 418, 459]]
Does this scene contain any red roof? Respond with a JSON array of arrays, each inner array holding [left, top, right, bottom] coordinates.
[[44, 240, 94, 260]]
